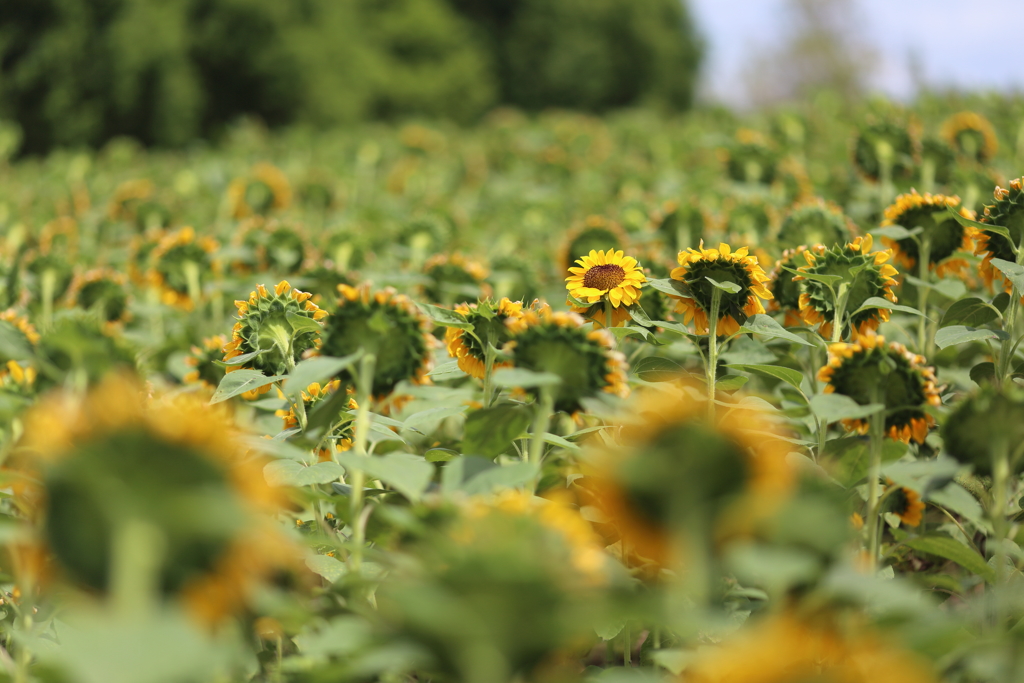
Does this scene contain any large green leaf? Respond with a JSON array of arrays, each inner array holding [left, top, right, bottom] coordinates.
[[462, 404, 533, 458], [854, 296, 926, 318], [305, 555, 346, 583], [739, 314, 815, 346], [990, 258, 1024, 293], [934, 325, 1000, 349], [726, 363, 805, 392], [336, 452, 434, 502], [809, 394, 882, 422], [417, 303, 473, 330], [210, 369, 284, 404], [284, 352, 363, 396], [492, 368, 562, 388], [633, 356, 687, 382], [940, 297, 1001, 328], [264, 460, 344, 487], [903, 535, 996, 583]]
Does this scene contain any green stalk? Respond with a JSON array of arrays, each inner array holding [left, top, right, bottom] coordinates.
[[528, 387, 555, 491], [864, 397, 886, 568], [706, 288, 723, 421], [604, 299, 614, 329], [917, 237, 932, 357], [991, 437, 1010, 630], [623, 624, 631, 667], [482, 330, 496, 408], [111, 518, 163, 617], [349, 354, 376, 571], [831, 284, 849, 344], [41, 268, 56, 330], [183, 259, 201, 310]]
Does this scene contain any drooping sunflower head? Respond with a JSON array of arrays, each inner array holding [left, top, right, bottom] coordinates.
[[972, 178, 1024, 294], [721, 128, 779, 185], [852, 119, 919, 182], [504, 303, 628, 415], [13, 374, 289, 625], [321, 284, 434, 399], [669, 241, 773, 337], [489, 254, 541, 304], [917, 137, 957, 186], [777, 198, 855, 251], [818, 334, 941, 444], [235, 218, 309, 275], [775, 156, 814, 205], [942, 383, 1024, 475], [67, 268, 130, 324], [795, 235, 900, 340], [444, 297, 524, 380], [322, 227, 371, 274], [107, 179, 154, 222], [558, 215, 628, 272], [183, 334, 229, 391], [654, 199, 713, 254], [24, 249, 75, 308], [565, 249, 646, 327], [227, 162, 292, 218], [581, 387, 793, 568], [942, 111, 999, 163], [422, 252, 492, 305], [223, 280, 327, 397], [397, 215, 454, 264], [885, 481, 925, 527], [38, 216, 79, 258], [768, 246, 812, 327], [147, 226, 220, 310], [881, 190, 973, 277]]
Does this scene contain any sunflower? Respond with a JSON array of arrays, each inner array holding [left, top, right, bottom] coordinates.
[[942, 111, 999, 163], [13, 374, 291, 625], [917, 137, 957, 187], [183, 335, 229, 391], [721, 128, 778, 185], [776, 198, 855, 251], [794, 235, 900, 340], [322, 227, 371, 274], [226, 162, 292, 218], [558, 215, 628, 272], [504, 303, 628, 415], [422, 252, 492, 305], [147, 226, 220, 310], [489, 255, 540, 304], [669, 241, 773, 337], [580, 386, 793, 567], [24, 250, 74, 310], [971, 178, 1024, 294], [223, 280, 327, 398], [818, 334, 941, 444], [234, 218, 309, 275], [67, 268, 130, 324], [886, 481, 925, 527], [38, 216, 79, 258], [768, 246, 811, 327], [722, 197, 779, 253], [444, 297, 524, 379], [275, 380, 357, 451], [565, 249, 646, 328], [320, 283, 434, 399], [107, 179, 154, 222], [852, 119, 919, 183], [653, 199, 714, 254], [397, 216, 453, 265], [880, 190, 973, 278], [686, 614, 939, 683], [942, 383, 1024, 475]]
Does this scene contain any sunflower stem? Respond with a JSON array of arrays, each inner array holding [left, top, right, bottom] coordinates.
[[991, 437, 1010, 630], [482, 331, 496, 408], [865, 396, 886, 569], [528, 387, 555, 491], [831, 283, 849, 343], [110, 518, 164, 617], [706, 287, 723, 421], [349, 353, 376, 572], [604, 299, 614, 329], [916, 236, 932, 357], [183, 259, 201, 310]]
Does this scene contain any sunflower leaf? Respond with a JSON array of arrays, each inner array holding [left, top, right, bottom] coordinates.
[[462, 404, 533, 458], [726, 364, 805, 392], [738, 314, 815, 346], [284, 352, 364, 397], [855, 296, 927, 318], [990, 258, 1024, 293], [947, 207, 1014, 249], [934, 325, 1000, 349], [0, 321, 34, 360], [905, 275, 966, 300], [264, 460, 344, 487], [646, 277, 688, 297], [782, 266, 844, 287], [626, 303, 653, 326], [210, 369, 285, 404], [492, 368, 562, 388], [940, 297, 1001, 328], [214, 348, 263, 367], [705, 276, 742, 294], [336, 452, 434, 502], [286, 311, 324, 334], [416, 303, 474, 330], [902, 534, 996, 583], [809, 394, 883, 422], [633, 356, 687, 382], [871, 225, 916, 240]]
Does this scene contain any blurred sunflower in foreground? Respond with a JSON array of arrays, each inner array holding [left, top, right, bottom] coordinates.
[[445, 297, 523, 379], [819, 334, 941, 444], [669, 241, 773, 336], [565, 248, 646, 328], [11, 374, 291, 625]]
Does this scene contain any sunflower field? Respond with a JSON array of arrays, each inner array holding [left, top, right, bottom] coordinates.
[[2, 95, 1024, 683]]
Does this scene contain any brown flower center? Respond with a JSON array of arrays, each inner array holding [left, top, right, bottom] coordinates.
[[583, 264, 626, 291]]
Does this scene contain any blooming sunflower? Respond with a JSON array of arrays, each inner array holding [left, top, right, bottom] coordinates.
[[852, 119, 919, 183], [320, 284, 434, 399], [13, 374, 292, 625], [147, 226, 220, 310], [226, 162, 292, 219], [880, 191, 973, 278], [183, 334, 229, 391], [942, 383, 1024, 475], [223, 280, 327, 398], [942, 111, 999, 163], [886, 482, 925, 527], [558, 215, 628, 272], [794, 235, 900, 340], [422, 252, 492, 305], [504, 303, 628, 415], [669, 241, 773, 337], [444, 297, 524, 379], [565, 249, 646, 328], [818, 334, 941, 444], [580, 386, 793, 567], [971, 178, 1024, 295], [776, 198, 855, 251], [67, 268, 130, 324], [768, 246, 811, 327]]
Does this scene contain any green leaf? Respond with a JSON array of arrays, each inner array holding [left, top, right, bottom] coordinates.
[[990, 258, 1024, 293], [424, 448, 458, 463], [462, 404, 533, 458], [305, 386, 355, 435], [626, 303, 653, 326], [705, 276, 741, 294], [0, 321, 33, 361], [210, 369, 284, 404], [336, 452, 434, 502], [543, 433, 580, 452], [905, 275, 966, 300], [940, 297, 1001, 328], [461, 461, 539, 495], [855, 296, 926, 318], [726, 363, 806, 392], [607, 325, 662, 344], [264, 460, 344, 486], [970, 361, 996, 385], [646, 277, 687, 297], [716, 375, 749, 391], [305, 554, 346, 583], [417, 303, 473, 330], [739, 314, 815, 346], [492, 367, 562, 388], [828, 438, 907, 486], [284, 352, 363, 396], [948, 207, 1013, 246], [783, 266, 843, 287], [215, 348, 263, 367], [903, 535, 996, 583], [402, 405, 467, 430], [286, 311, 324, 334], [633, 356, 687, 382], [428, 359, 467, 381], [934, 325, 999, 349], [810, 394, 883, 422], [871, 225, 916, 240]]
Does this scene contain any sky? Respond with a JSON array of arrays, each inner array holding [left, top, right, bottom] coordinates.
[[688, 0, 1024, 106]]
